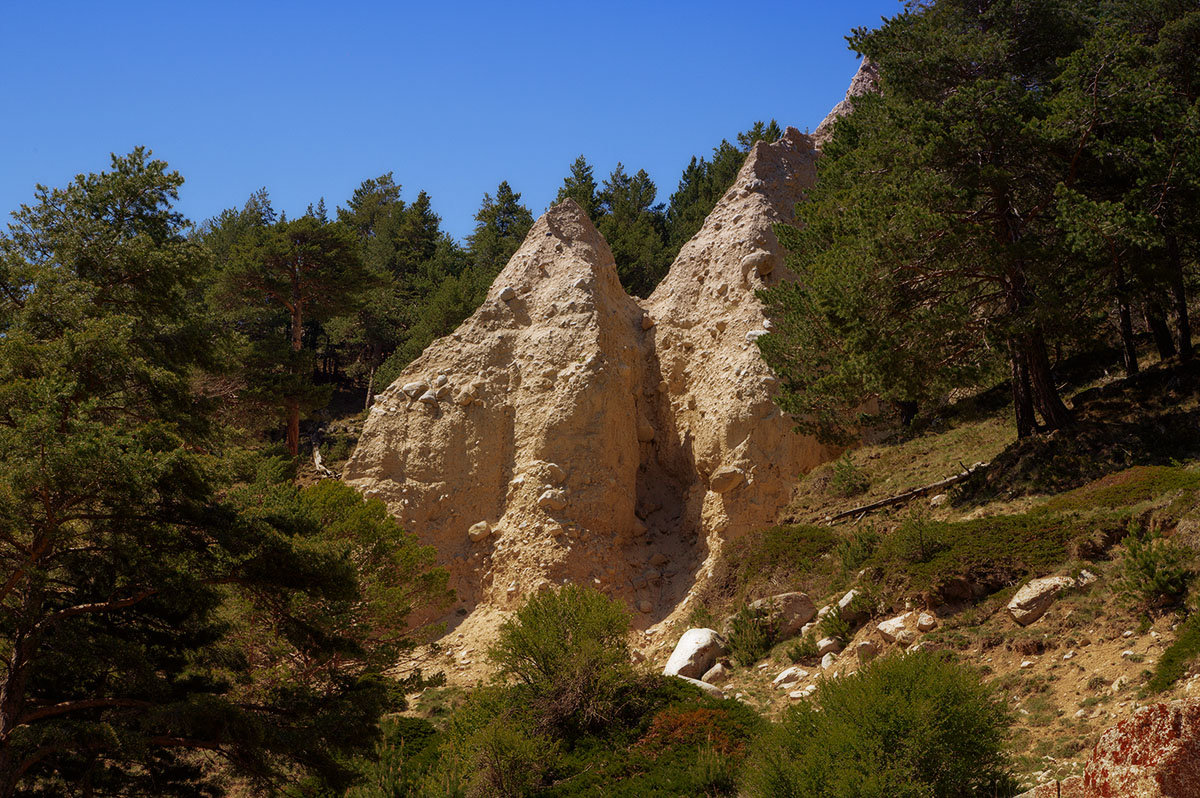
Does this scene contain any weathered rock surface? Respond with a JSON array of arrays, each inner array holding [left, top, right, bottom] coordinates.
[[813, 58, 879, 148], [877, 612, 912, 643], [1017, 699, 1200, 797], [1009, 576, 1077, 626], [664, 628, 728, 680], [749, 591, 817, 639], [1083, 698, 1200, 797], [674, 674, 725, 699]]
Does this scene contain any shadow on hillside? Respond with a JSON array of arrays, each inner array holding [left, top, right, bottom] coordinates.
[[959, 358, 1200, 504]]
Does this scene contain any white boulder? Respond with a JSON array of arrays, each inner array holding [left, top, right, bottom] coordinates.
[[664, 628, 729, 679]]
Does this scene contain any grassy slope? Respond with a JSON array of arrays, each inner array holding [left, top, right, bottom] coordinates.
[[691, 357, 1200, 790]]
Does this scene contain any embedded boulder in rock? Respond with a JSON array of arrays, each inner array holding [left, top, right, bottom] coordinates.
[[748, 591, 817, 639]]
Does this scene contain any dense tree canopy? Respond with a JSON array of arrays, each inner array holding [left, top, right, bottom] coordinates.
[[0, 151, 448, 796], [759, 0, 1198, 441]]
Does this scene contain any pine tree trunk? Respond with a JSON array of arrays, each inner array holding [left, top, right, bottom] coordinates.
[[1026, 329, 1072, 430], [1115, 262, 1139, 376], [288, 302, 303, 457], [1145, 299, 1177, 359], [364, 365, 375, 412], [1167, 233, 1193, 361], [1009, 337, 1036, 438]]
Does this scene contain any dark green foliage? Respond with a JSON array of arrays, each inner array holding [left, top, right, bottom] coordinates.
[[0, 150, 450, 796], [488, 584, 634, 734], [717, 524, 840, 593], [555, 155, 601, 221], [466, 180, 534, 279], [215, 211, 368, 454], [829, 453, 870, 498], [816, 606, 853, 644], [727, 607, 779, 666], [1118, 525, 1195, 610], [743, 652, 1017, 798], [787, 636, 820, 664], [758, 0, 1129, 442], [596, 164, 669, 297], [835, 527, 881, 573], [415, 590, 761, 797], [345, 716, 442, 798], [1148, 612, 1200, 693]]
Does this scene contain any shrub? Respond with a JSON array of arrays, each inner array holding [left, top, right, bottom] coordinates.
[[835, 527, 880, 573], [891, 511, 948, 564], [742, 652, 1017, 797], [346, 717, 441, 798], [1118, 526, 1194, 610], [787, 635, 819, 664], [830, 453, 871, 498], [488, 584, 633, 732], [727, 606, 778, 666], [817, 606, 853, 644]]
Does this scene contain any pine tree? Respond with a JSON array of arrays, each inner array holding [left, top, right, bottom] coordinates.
[[597, 164, 669, 297], [761, 1, 1094, 440], [219, 215, 367, 455], [555, 155, 601, 221], [0, 150, 450, 795], [467, 181, 534, 279]]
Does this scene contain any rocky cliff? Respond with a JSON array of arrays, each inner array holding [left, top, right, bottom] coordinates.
[[345, 121, 851, 644]]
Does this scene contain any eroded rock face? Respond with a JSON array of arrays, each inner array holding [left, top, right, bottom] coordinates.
[[346, 129, 839, 639], [344, 199, 648, 611], [813, 58, 880, 148], [642, 127, 836, 572]]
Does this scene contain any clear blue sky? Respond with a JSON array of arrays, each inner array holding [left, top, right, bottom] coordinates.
[[2, 0, 901, 241]]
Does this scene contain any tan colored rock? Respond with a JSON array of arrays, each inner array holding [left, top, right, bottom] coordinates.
[[344, 199, 647, 611], [877, 612, 912, 643], [345, 122, 845, 655], [1009, 575, 1076, 626], [748, 591, 817, 638], [813, 58, 879, 148], [709, 466, 746, 494]]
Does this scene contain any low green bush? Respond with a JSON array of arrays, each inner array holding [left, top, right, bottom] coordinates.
[[817, 606, 853, 644], [1148, 612, 1200, 693], [727, 606, 778, 666], [742, 652, 1017, 797], [787, 635, 819, 664], [835, 527, 880, 573], [488, 584, 634, 733], [830, 453, 871, 498], [1118, 526, 1195, 610]]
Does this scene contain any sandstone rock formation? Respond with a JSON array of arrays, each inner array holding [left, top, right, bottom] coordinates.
[[813, 58, 879, 148], [1009, 575, 1078, 626], [344, 126, 837, 641]]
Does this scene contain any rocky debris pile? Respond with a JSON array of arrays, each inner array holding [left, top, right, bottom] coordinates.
[[345, 126, 839, 636], [1018, 698, 1200, 798]]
